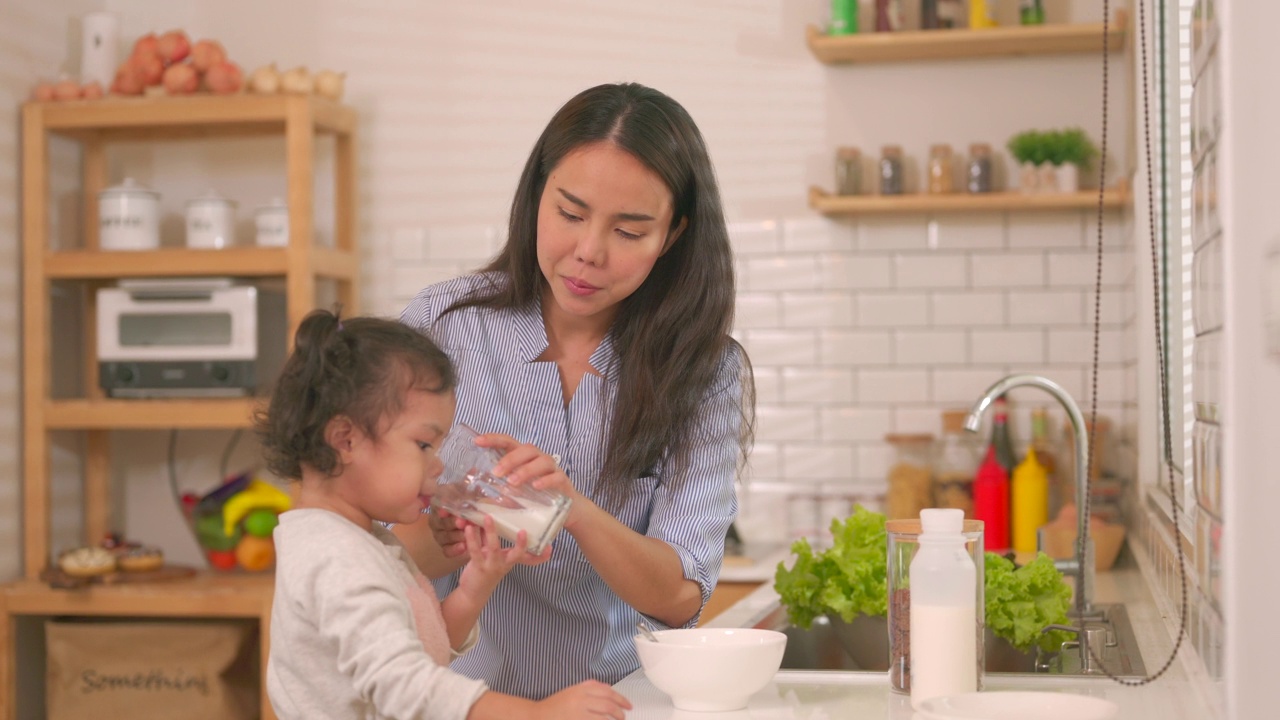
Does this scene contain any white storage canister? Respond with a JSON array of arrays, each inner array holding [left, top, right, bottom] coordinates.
[[254, 198, 289, 247], [98, 178, 160, 251], [186, 190, 237, 249]]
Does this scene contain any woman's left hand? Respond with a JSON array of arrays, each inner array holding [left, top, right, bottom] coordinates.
[[478, 433, 588, 526]]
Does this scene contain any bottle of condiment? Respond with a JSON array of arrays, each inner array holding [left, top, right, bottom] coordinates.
[[970, 0, 998, 29], [1019, 0, 1046, 25], [830, 0, 859, 35], [880, 145, 905, 195], [1011, 447, 1049, 553], [937, 0, 965, 28], [966, 143, 994, 193], [910, 508, 979, 709], [1029, 407, 1063, 515], [927, 144, 955, 194], [973, 445, 1010, 551], [934, 410, 980, 517], [835, 146, 863, 196], [990, 396, 1017, 474], [921, 0, 940, 29], [876, 0, 904, 31]]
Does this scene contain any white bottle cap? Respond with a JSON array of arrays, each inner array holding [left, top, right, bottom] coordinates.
[[920, 508, 964, 535]]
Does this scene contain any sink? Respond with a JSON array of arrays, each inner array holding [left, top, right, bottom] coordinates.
[[765, 603, 1147, 678]]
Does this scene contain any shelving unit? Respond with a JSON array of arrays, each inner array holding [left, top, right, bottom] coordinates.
[[808, 184, 1130, 217], [805, 14, 1128, 64], [3, 93, 358, 720]]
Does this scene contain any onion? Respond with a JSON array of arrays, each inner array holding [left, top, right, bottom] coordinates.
[[31, 82, 55, 102], [110, 65, 145, 96], [279, 67, 313, 95], [157, 30, 191, 65], [162, 63, 199, 94], [52, 78, 82, 101], [247, 64, 280, 94], [314, 70, 345, 101], [131, 33, 160, 61], [130, 52, 165, 86], [80, 82, 105, 100], [204, 60, 243, 95], [190, 39, 227, 73]]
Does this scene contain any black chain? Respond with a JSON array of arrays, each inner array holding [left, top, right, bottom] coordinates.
[[1083, 0, 1188, 685]]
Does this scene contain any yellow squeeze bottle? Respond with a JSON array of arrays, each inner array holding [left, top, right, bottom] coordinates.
[[1011, 447, 1049, 554], [970, 0, 999, 29]]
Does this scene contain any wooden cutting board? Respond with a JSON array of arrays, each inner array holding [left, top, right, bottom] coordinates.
[[40, 564, 199, 590]]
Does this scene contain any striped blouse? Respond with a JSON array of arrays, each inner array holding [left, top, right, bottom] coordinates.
[[400, 273, 742, 699]]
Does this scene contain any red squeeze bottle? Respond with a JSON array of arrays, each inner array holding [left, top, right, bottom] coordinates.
[[973, 445, 1010, 551]]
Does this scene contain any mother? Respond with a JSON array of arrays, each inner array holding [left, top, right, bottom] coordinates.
[[396, 82, 754, 699]]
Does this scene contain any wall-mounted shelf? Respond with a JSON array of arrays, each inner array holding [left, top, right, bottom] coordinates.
[[808, 184, 1130, 217], [805, 14, 1127, 65], [45, 247, 358, 280], [43, 398, 260, 429]]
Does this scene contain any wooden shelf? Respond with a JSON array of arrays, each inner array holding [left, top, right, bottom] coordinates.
[[805, 15, 1127, 64], [808, 185, 1130, 216], [1, 572, 272, 618], [45, 246, 358, 280], [27, 93, 356, 141], [45, 398, 261, 429]]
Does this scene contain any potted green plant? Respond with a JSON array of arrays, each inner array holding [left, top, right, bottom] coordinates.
[[1007, 128, 1098, 194], [1048, 128, 1098, 192], [1007, 130, 1048, 194]]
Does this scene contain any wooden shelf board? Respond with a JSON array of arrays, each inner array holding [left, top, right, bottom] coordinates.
[[44, 247, 357, 280], [1, 572, 271, 617], [45, 398, 261, 429], [805, 15, 1127, 64], [28, 94, 356, 139], [808, 185, 1130, 216]]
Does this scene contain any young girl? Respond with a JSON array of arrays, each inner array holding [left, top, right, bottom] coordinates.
[[256, 309, 632, 720]]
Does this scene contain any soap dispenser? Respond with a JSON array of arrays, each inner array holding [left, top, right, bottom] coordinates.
[[910, 508, 979, 709]]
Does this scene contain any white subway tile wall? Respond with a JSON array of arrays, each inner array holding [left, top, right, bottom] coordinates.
[[383, 209, 1136, 548]]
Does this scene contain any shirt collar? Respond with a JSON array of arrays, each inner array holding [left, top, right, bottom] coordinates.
[[512, 298, 618, 380]]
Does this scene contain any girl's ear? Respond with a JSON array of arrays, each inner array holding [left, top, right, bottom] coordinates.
[[661, 216, 688, 256], [324, 415, 360, 463]]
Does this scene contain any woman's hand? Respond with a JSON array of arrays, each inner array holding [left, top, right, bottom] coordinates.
[[480, 433, 590, 530], [533, 680, 632, 720]]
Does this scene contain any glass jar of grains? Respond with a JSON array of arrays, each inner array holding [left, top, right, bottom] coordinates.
[[885, 433, 935, 520], [879, 145, 905, 195], [927, 143, 955, 194], [835, 146, 863, 196], [933, 410, 981, 517]]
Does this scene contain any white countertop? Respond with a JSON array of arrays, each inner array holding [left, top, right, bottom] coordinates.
[[617, 543, 1223, 720]]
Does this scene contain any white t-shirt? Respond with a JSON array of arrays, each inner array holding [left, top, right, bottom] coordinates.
[[268, 509, 487, 720]]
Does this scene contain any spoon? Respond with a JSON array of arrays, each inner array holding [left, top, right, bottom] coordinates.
[[636, 621, 659, 643]]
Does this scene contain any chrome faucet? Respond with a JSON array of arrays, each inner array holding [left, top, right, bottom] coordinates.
[[964, 373, 1097, 618]]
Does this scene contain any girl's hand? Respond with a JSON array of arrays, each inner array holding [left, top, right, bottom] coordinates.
[[533, 680, 631, 720], [462, 516, 527, 581], [479, 433, 589, 528], [427, 507, 468, 558]]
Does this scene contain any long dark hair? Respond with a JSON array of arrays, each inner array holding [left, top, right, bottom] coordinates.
[[256, 309, 456, 480], [444, 82, 754, 495]]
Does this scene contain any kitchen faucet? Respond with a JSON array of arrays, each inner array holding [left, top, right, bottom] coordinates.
[[964, 373, 1098, 618]]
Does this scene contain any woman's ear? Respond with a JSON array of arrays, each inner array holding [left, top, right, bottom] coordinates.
[[324, 415, 360, 463], [661, 216, 688, 256]]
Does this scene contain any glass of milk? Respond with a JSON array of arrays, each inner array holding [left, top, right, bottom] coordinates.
[[431, 423, 572, 556]]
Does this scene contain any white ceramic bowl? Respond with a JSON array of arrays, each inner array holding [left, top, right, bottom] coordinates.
[[634, 627, 786, 712], [918, 690, 1119, 720]]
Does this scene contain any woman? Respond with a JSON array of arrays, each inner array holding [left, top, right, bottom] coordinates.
[[396, 82, 754, 699]]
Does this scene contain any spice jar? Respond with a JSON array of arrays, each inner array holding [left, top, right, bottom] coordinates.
[[927, 144, 955, 194], [934, 410, 981, 517], [885, 434, 934, 521], [967, 143, 994, 193], [835, 146, 863, 196], [879, 145, 905, 195]]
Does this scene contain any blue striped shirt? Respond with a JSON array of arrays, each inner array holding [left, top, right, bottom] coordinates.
[[400, 273, 741, 699]]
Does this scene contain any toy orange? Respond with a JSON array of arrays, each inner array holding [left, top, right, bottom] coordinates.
[[234, 535, 275, 572]]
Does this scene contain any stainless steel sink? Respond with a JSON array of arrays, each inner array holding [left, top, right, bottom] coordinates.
[[763, 603, 1147, 678]]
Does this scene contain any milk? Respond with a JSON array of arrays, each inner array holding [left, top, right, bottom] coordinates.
[[910, 604, 978, 704], [469, 496, 566, 554]]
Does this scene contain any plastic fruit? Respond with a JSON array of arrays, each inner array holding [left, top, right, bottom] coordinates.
[[243, 508, 279, 538], [207, 548, 237, 571], [196, 513, 241, 551], [235, 536, 275, 572]]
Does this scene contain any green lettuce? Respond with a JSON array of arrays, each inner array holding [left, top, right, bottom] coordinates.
[[773, 506, 1073, 653]]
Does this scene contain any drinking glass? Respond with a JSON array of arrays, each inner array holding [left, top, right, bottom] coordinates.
[[431, 423, 571, 556]]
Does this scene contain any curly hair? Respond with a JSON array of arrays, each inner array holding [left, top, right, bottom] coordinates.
[[255, 309, 456, 480]]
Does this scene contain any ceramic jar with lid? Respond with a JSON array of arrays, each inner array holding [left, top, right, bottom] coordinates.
[[186, 190, 237, 249], [254, 198, 289, 247], [98, 178, 160, 251]]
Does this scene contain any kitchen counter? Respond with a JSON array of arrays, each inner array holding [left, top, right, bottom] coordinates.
[[617, 542, 1223, 719]]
